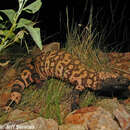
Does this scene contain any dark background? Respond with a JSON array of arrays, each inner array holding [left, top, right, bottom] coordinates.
[[0, 0, 130, 52]]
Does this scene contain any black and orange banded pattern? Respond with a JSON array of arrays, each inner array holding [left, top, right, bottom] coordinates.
[[4, 49, 130, 112]]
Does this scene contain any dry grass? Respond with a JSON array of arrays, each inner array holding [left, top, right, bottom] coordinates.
[[65, 19, 110, 72]]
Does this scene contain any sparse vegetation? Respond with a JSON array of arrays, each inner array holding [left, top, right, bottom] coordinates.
[[14, 78, 71, 124], [0, 0, 129, 125], [65, 7, 110, 72]]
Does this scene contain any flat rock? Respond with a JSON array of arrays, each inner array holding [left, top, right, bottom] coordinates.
[[59, 124, 86, 130], [0, 117, 58, 130], [113, 104, 130, 130], [65, 106, 121, 130]]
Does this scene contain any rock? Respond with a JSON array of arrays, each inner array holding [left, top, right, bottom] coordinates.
[[113, 104, 130, 130], [0, 117, 58, 130], [96, 98, 130, 129], [65, 106, 121, 130], [95, 51, 130, 80], [65, 106, 97, 124], [59, 124, 86, 130], [123, 98, 130, 113], [96, 98, 120, 115], [1, 103, 130, 130], [107, 52, 130, 80], [0, 68, 16, 83], [0, 119, 24, 130], [0, 91, 10, 106], [45, 118, 59, 130], [123, 98, 130, 105], [21, 117, 58, 130], [8, 109, 38, 122]]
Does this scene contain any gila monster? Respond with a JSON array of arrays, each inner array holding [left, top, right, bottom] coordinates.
[[3, 42, 130, 112]]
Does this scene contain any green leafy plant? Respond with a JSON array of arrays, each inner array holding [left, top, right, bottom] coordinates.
[[0, 0, 42, 53]]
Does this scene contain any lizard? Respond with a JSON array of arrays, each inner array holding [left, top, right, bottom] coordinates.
[[2, 42, 130, 112]]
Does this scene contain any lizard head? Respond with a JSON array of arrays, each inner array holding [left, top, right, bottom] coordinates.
[[96, 72, 130, 92], [100, 76, 130, 91]]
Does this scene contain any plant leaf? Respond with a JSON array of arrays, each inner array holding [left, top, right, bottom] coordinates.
[[18, 0, 28, 14], [24, 25, 42, 50], [0, 9, 16, 24], [0, 42, 7, 52], [16, 18, 34, 28], [18, 0, 28, 9], [0, 23, 6, 29], [0, 15, 3, 20], [23, 0, 42, 14], [0, 30, 15, 38]]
